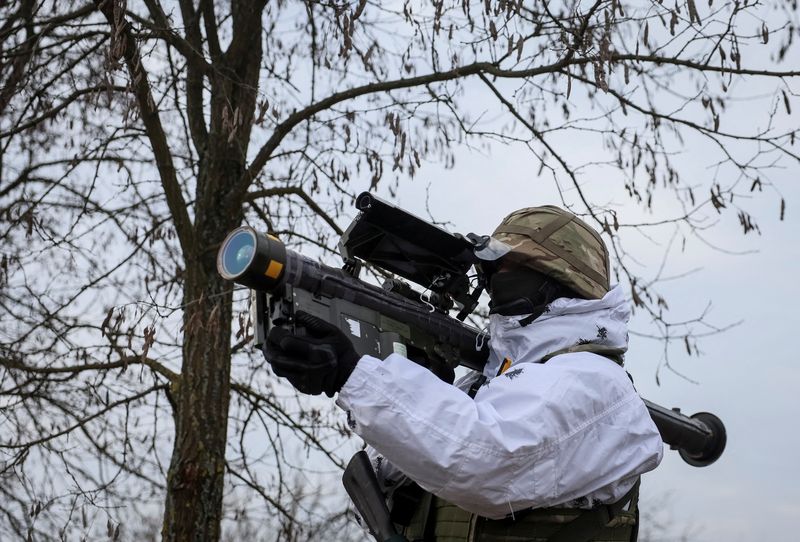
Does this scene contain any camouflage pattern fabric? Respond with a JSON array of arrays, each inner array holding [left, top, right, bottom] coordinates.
[[491, 206, 610, 300]]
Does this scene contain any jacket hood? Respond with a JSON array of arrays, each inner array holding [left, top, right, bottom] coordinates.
[[483, 283, 630, 377]]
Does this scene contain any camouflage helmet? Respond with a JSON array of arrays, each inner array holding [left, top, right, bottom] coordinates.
[[489, 206, 610, 299]]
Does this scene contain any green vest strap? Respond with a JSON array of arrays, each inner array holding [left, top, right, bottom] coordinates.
[[400, 484, 640, 542], [540, 344, 626, 365], [547, 479, 640, 542]]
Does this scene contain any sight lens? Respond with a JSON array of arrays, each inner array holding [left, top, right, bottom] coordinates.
[[218, 226, 287, 291], [221, 230, 256, 278]]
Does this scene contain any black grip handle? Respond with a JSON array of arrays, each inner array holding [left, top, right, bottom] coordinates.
[[342, 451, 408, 542]]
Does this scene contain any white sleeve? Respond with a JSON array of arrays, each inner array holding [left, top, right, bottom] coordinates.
[[336, 352, 663, 520]]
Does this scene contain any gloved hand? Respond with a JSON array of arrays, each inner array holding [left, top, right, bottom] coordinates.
[[265, 311, 359, 397], [411, 350, 455, 385]]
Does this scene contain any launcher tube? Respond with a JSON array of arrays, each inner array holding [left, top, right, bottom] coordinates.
[[217, 227, 726, 467]]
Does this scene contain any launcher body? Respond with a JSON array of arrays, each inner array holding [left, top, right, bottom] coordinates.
[[217, 192, 726, 468], [218, 193, 490, 371]]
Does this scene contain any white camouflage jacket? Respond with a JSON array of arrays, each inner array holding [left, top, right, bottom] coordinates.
[[336, 284, 663, 520]]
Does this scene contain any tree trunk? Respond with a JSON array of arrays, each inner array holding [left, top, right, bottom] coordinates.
[[162, 261, 233, 541], [161, 3, 264, 538]]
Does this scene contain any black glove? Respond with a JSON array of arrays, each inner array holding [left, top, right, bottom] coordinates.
[[265, 311, 359, 397], [408, 350, 455, 385]]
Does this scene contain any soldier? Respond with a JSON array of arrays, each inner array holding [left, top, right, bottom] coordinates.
[[265, 205, 663, 541]]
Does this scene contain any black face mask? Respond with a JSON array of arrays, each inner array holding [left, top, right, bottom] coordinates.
[[489, 268, 576, 319]]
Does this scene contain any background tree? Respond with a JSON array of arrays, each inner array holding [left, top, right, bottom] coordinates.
[[1, 0, 797, 539]]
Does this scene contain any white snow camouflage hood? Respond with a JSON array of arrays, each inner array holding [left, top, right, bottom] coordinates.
[[484, 283, 630, 377]]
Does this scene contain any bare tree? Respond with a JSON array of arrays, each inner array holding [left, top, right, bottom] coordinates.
[[1, 1, 797, 539]]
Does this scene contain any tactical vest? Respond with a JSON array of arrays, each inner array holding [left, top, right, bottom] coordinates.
[[395, 346, 640, 542], [396, 482, 639, 542]]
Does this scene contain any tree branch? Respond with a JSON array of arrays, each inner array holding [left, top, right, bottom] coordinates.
[[613, 52, 800, 78], [94, 0, 196, 256], [243, 50, 800, 188], [0, 85, 128, 139], [171, 0, 209, 159], [1, 384, 166, 449], [245, 186, 343, 235], [1, 354, 178, 382], [138, 0, 213, 76]]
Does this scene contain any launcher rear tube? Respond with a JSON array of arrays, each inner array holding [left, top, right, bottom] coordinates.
[[280, 248, 728, 467]]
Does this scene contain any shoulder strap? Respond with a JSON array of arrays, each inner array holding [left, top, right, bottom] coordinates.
[[540, 344, 626, 366], [547, 479, 640, 542], [468, 374, 488, 398]]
